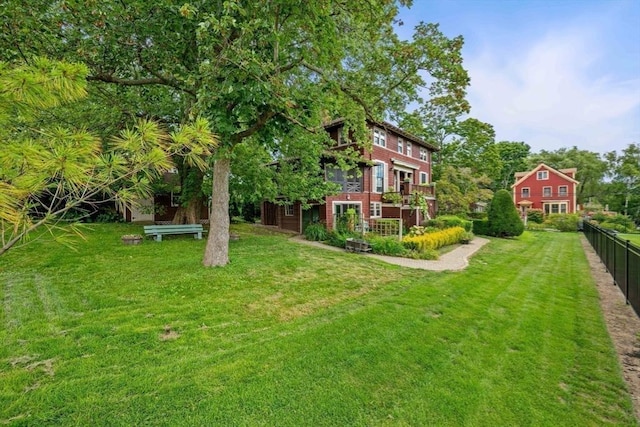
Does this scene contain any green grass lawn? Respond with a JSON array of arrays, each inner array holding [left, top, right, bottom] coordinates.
[[619, 233, 640, 246], [0, 224, 636, 426]]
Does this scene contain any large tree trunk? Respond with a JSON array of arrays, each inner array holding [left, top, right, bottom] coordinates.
[[203, 157, 230, 267], [172, 197, 203, 224]]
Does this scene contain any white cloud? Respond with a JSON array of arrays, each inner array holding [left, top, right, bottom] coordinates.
[[465, 26, 640, 154]]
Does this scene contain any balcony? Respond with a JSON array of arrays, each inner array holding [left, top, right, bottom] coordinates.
[[383, 183, 436, 205]]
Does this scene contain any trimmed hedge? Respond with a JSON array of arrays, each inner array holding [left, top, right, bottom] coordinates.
[[422, 215, 472, 231], [402, 226, 466, 251]]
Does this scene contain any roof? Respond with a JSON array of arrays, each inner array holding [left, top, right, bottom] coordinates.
[[324, 118, 439, 152], [511, 163, 579, 188]]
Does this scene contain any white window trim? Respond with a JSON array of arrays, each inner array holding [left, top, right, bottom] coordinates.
[[406, 142, 412, 157], [521, 187, 530, 198], [284, 204, 294, 216], [558, 185, 568, 196], [542, 186, 552, 197], [370, 202, 382, 218], [419, 172, 428, 185], [537, 170, 549, 180], [170, 191, 181, 207], [544, 202, 568, 215], [419, 148, 428, 161], [372, 161, 388, 193], [373, 128, 386, 147], [397, 138, 403, 154]]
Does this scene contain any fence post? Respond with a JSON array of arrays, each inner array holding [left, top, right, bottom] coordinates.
[[613, 233, 617, 286], [626, 240, 630, 305]]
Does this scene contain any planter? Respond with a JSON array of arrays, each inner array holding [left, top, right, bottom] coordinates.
[[121, 235, 143, 245]]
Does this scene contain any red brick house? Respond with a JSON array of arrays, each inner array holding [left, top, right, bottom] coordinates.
[[512, 163, 579, 216], [262, 119, 438, 234]]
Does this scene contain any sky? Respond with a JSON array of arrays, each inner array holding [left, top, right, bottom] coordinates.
[[397, 0, 640, 155]]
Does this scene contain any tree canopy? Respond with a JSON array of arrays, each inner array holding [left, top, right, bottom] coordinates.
[[4, 0, 471, 266]]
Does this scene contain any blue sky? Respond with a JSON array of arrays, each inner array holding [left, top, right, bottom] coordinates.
[[397, 0, 640, 155]]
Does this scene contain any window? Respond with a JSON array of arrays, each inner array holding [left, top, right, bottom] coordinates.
[[420, 172, 428, 184], [370, 202, 382, 218], [558, 185, 568, 197], [170, 191, 181, 207], [372, 162, 386, 193], [284, 204, 294, 216], [326, 167, 362, 192], [537, 170, 549, 180], [543, 186, 552, 197], [406, 142, 412, 157], [337, 128, 346, 146], [373, 128, 386, 147], [419, 148, 428, 161], [544, 203, 568, 215], [397, 138, 403, 154], [521, 187, 530, 198]]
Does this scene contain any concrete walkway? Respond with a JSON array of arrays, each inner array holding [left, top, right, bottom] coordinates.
[[291, 235, 490, 271]]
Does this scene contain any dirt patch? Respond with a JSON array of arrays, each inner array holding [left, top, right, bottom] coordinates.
[[581, 236, 640, 420], [160, 324, 180, 341]]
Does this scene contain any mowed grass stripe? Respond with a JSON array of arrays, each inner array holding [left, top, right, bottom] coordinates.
[[0, 225, 636, 426]]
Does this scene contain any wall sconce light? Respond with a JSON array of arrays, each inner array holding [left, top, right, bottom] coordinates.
[[346, 194, 351, 200]]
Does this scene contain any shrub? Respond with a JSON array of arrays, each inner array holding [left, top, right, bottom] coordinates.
[[402, 226, 466, 251], [326, 231, 349, 248], [304, 223, 328, 241], [422, 215, 472, 231], [486, 189, 524, 237], [527, 209, 544, 224], [599, 221, 633, 233], [368, 236, 406, 256], [603, 214, 635, 232], [544, 214, 579, 232], [472, 219, 490, 236]]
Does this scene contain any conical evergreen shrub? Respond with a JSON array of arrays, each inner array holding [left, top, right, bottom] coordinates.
[[487, 189, 524, 237]]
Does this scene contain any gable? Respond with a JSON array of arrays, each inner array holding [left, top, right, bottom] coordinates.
[[512, 163, 579, 189]]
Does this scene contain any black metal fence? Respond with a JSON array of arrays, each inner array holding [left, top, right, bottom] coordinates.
[[583, 221, 640, 316]]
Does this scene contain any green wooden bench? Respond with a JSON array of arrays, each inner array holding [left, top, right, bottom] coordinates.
[[143, 224, 204, 242]]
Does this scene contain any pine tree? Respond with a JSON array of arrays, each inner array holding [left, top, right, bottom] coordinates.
[[486, 189, 524, 237]]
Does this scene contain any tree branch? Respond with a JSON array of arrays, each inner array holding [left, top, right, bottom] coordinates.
[[231, 111, 277, 143], [300, 61, 373, 119]]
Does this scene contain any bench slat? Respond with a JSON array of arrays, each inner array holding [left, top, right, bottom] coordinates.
[[143, 224, 204, 242]]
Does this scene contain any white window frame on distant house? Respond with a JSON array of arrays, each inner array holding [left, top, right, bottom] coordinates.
[[284, 204, 294, 216], [370, 202, 382, 218], [543, 186, 552, 197], [397, 138, 403, 154], [373, 128, 386, 147], [406, 142, 412, 157], [419, 147, 428, 161], [419, 172, 428, 185], [170, 190, 181, 207], [558, 185, 568, 197], [521, 187, 530, 198], [544, 202, 568, 215], [537, 170, 549, 180], [372, 161, 387, 193]]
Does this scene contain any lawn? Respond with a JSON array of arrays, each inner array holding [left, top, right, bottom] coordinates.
[[0, 224, 636, 426], [619, 233, 640, 246]]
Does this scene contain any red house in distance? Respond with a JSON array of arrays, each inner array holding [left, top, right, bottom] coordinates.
[[512, 163, 579, 216]]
